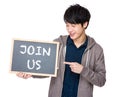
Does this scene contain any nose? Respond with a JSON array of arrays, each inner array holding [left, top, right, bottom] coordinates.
[[66, 26, 73, 33]]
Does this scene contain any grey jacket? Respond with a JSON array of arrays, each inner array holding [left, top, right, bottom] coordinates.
[[48, 35, 106, 97]]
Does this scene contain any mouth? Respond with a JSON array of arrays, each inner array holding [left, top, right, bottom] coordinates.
[[69, 33, 75, 37]]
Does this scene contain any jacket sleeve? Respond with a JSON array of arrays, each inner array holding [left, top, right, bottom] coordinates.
[[81, 47, 106, 87], [32, 75, 49, 78]]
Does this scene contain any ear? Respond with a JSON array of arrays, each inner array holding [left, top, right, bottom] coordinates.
[[83, 22, 88, 29]]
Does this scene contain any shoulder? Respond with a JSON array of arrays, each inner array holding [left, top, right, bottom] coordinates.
[[87, 35, 104, 56], [87, 35, 103, 50], [53, 35, 68, 44]]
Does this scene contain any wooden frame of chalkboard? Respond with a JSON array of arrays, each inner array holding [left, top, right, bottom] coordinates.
[[10, 39, 59, 77]]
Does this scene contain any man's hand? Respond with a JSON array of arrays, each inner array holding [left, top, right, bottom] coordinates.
[[64, 62, 84, 74], [16, 72, 32, 79]]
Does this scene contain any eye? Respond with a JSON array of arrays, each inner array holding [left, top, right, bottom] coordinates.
[[71, 24, 76, 27]]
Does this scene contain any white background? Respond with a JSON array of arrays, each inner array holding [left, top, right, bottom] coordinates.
[[0, 0, 120, 97]]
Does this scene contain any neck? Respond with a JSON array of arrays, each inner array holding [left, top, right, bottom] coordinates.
[[74, 34, 86, 48]]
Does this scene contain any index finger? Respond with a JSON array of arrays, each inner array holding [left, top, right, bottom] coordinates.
[[64, 62, 73, 65]]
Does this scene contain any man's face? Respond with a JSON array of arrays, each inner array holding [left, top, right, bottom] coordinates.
[[66, 22, 86, 41]]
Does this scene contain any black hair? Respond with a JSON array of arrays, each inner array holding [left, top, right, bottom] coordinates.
[[64, 4, 91, 27]]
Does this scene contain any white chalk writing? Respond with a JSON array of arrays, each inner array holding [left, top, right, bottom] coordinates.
[[19, 45, 51, 70], [20, 45, 51, 56], [27, 59, 41, 70]]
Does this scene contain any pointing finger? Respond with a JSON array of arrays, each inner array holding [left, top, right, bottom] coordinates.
[[64, 62, 73, 65]]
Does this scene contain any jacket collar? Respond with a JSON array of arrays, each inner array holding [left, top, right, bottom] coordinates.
[[58, 35, 96, 50]]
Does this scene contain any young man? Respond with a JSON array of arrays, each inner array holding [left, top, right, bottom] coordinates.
[[17, 4, 106, 97]]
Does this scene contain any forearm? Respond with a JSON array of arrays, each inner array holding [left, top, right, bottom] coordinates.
[[32, 75, 49, 78], [81, 66, 106, 87]]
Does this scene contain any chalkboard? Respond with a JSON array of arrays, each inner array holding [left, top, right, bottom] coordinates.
[[10, 39, 59, 77]]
